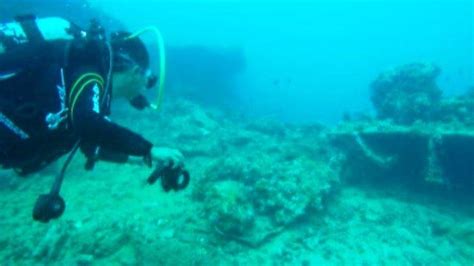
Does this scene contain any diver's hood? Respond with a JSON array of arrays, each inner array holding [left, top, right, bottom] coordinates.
[[110, 31, 158, 110], [111, 31, 149, 72]]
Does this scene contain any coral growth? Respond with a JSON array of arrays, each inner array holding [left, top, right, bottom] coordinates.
[[193, 151, 337, 247], [370, 63, 442, 125], [437, 88, 474, 127], [337, 63, 474, 190]]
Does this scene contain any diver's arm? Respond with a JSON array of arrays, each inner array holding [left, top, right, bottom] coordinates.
[[70, 80, 153, 157], [70, 79, 184, 167]]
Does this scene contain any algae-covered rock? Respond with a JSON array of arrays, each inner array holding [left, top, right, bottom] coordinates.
[[437, 88, 474, 127], [371, 63, 442, 125], [32, 223, 71, 261], [206, 180, 255, 236], [430, 219, 474, 249], [194, 153, 337, 247]]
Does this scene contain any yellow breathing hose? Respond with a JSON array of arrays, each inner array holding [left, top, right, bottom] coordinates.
[[126, 26, 166, 110]]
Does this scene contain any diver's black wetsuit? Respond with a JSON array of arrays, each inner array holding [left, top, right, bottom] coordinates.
[[0, 41, 152, 175]]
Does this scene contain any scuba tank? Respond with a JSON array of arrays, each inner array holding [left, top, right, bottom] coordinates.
[[0, 15, 112, 118], [0, 15, 83, 78], [0, 15, 76, 46], [0, 15, 112, 139]]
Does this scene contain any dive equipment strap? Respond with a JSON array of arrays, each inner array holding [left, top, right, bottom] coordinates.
[[15, 15, 44, 43], [46, 68, 69, 130]]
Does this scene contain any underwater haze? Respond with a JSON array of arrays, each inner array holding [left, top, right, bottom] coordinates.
[[91, 0, 473, 124], [1, 0, 474, 265]]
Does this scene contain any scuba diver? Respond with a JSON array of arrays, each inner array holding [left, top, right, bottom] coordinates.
[[0, 15, 189, 222]]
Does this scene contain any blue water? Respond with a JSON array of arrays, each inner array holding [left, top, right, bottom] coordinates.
[[93, 0, 473, 124], [1, 1, 474, 265]]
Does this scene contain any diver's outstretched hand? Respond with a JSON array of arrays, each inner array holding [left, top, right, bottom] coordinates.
[[150, 147, 184, 169]]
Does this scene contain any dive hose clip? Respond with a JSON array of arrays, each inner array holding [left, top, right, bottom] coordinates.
[[45, 109, 68, 130]]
